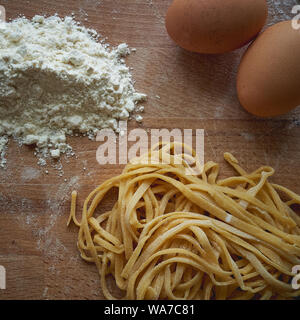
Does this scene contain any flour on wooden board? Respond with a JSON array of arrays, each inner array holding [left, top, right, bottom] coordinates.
[[21, 167, 41, 181], [267, 0, 298, 26], [36, 176, 79, 257], [0, 15, 146, 167]]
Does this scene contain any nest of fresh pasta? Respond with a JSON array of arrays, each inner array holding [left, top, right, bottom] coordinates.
[[68, 142, 300, 300]]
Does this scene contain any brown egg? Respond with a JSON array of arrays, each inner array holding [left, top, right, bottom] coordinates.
[[237, 21, 300, 117], [165, 0, 268, 54]]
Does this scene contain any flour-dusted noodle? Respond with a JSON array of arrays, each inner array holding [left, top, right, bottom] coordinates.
[[69, 142, 300, 299], [67, 191, 79, 227]]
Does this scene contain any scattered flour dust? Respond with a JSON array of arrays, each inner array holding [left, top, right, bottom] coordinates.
[[0, 15, 146, 168], [0, 136, 8, 167], [21, 166, 41, 181]]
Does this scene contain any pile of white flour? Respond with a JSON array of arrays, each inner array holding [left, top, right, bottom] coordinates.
[[0, 15, 146, 167]]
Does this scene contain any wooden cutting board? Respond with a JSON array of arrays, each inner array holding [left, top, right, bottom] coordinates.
[[0, 0, 299, 300]]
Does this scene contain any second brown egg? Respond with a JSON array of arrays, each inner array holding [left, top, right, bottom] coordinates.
[[237, 21, 300, 117]]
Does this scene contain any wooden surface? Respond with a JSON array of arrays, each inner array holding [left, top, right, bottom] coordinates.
[[0, 0, 299, 300]]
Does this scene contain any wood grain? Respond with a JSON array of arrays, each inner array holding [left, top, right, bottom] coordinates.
[[0, 0, 299, 300]]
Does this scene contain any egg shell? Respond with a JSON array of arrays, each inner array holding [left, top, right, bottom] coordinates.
[[237, 21, 300, 117], [165, 0, 268, 54]]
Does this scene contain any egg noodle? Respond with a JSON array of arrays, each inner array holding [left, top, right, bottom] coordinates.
[[68, 142, 300, 300]]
